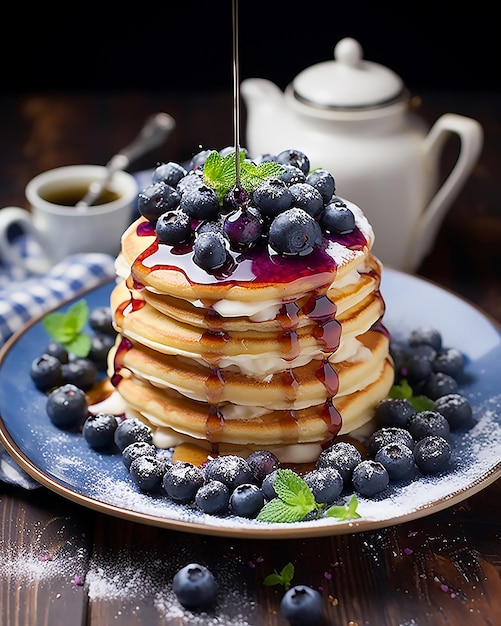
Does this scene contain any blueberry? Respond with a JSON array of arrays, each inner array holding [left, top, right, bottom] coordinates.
[[189, 149, 212, 170], [180, 185, 220, 220], [434, 393, 473, 430], [275, 149, 310, 175], [195, 480, 230, 515], [375, 442, 416, 481], [230, 483, 265, 517], [261, 468, 280, 500], [269, 208, 322, 256], [122, 440, 157, 469], [163, 461, 205, 503], [114, 417, 153, 452], [88, 333, 115, 369], [129, 455, 165, 492], [407, 410, 450, 441], [278, 164, 306, 185], [374, 398, 416, 428], [421, 371, 459, 400], [82, 412, 118, 449], [89, 306, 115, 336], [192, 230, 229, 270], [413, 435, 452, 474], [196, 217, 225, 236], [219, 145, 250, 158], [288, 182, 323, 218], [316, 441, 362, 485], [367, 427, 414, 457], [280, 585, 323, 626], [432, 347, 465, 379], [410, 343, 438, 361], [155, 209, 191, 245], [176, 169, 204, 195], [221, 184, 250, 213], [173, 563, 218, 608], [255, 152, 277, 164], [62, 358, 97, 390], [252, 178, 292, 217], [303, 467, 343, 503], [138, 181, 181, 224], [306, 169, 336, 203], [408, 326, 442, 352], [204, 454, 254, 491], [246, 449, 280, 483], [30, 353, 64, 391], [223, 206, 263, 248], [352, 460, 390, 497], [46, 384, 88, 429], [44, 341, 69, 364], [405, 352, 434, 384], [320, 201, 355, 234], [389, 340, 409, 379], [152, 161, 187, 187]]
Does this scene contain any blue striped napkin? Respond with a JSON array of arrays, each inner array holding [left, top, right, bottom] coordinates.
[[0, 239, 117, 487]]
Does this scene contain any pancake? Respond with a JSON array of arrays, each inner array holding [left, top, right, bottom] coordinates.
[[107, 151, 395, 464], [112, 356, 394, 446], [110, 328, 389, 409]]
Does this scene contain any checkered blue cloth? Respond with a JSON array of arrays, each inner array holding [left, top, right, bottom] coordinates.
[[0, 169, 157, 487], [0, 236, 117, 487]]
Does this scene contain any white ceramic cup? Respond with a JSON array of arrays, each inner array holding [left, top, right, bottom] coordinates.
[[0, 165, 137, 273]]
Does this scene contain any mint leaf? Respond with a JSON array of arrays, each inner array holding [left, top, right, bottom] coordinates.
[[273, 469, 316, 508], [239, 160, 284, 191], [42, 299, 91, 357], [203, 150, 236, 201], [390, 379, 434, 411], [42, 311, 75, 343], [325, 494, 361, 521], [257, 497, 309, 523], [65, 333, 92, 357], [203, 149, 284, 202], [263, 562, 295, 590], [257, 469, 318, 523]]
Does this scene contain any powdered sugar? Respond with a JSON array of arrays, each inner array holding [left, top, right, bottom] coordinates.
[[1, 269, 500, 536], [24, 390, 498, 536], [85, 547, 256, 625]]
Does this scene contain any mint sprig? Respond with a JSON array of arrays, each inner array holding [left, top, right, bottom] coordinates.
[[325, 494, 361, 521], [263, 562, 295, 590], [42, 299, 91, 357], [257, 468, 361, 524], [390, 378, 434, 411], [203, 150, 284, 202]]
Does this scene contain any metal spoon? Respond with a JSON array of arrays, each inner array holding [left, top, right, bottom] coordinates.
[[75, 112, 176, 211]]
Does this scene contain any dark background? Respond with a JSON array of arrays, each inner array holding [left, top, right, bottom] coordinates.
[[4, 2, 499, 95]]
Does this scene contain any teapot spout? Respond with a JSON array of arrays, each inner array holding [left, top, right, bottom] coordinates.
[[241, 78, 284, 107], [241, 78, 286, 156]]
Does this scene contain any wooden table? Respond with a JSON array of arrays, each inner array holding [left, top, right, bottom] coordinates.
[[0, 90, 500, 625]]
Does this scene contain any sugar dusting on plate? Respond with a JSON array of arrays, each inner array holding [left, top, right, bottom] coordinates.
[[36, 392, 500, 533]]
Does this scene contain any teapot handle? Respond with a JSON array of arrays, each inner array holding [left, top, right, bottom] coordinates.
[[406, 113, 483, 271]]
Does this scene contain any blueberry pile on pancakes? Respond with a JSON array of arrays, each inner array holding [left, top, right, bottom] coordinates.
[[108, 148, 394, 465]]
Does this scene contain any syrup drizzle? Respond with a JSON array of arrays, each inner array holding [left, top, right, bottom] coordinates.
[[110, 0, 373, 450]]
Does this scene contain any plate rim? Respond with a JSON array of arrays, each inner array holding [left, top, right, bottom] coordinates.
[[1, 270, 500, 539]]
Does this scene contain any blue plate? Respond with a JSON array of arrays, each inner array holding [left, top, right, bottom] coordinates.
[[0, 269, 500, 538]]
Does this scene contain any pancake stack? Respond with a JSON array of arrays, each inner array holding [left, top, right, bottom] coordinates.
[[108, 152, 394, 464]]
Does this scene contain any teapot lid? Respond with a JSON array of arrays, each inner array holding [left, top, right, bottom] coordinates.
[[292, 38, 405, 110]]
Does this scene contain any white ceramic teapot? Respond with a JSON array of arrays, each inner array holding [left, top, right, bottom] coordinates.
[[241, 38, 483, 272]]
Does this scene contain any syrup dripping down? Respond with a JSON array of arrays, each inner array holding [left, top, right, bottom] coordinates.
[[116, 0, 374, 449]]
